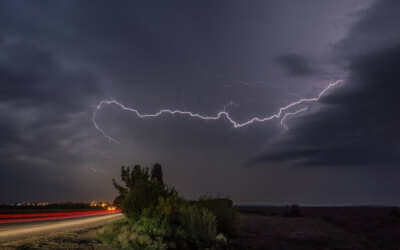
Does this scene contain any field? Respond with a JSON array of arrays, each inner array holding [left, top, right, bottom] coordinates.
[[1, 206, 400, 249], [0, 225, 111, 250], [234, 206, 400, 250]]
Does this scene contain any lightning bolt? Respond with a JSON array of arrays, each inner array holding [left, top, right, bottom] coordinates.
[[280, 107, 308, 130], [92, 108, 120, 144], [93, 80, 342, 143]]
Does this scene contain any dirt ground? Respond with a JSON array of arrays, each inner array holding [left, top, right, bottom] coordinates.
[[2, 207, 400, 249], [233, 206, 400, 250], [0, 226, 112, 250], [231, 214, 365, 250], [0, 215, 370, 250]]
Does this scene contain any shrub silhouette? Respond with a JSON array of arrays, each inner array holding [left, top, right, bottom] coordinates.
[[196, 196, 238, 237], [100, 163, 226, 249], [151, 163, 163, 185], [113, 164, 174, 220]]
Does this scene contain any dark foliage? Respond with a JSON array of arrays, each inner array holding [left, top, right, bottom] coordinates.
[[113, 164, 174, 220], [151, 163, 163, 185], [100, 163, 233, 249], [196, 197, 238, 237]]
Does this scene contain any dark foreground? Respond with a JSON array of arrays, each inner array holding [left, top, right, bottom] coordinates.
[[234, 206, 400, 250], [0, 213, 122, 249], [0, 225, 112, 250], [1, 206, 400, 249]]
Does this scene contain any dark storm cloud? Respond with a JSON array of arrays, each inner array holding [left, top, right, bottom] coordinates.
[[276, 53, 315, 76], [251, 0, 400, 167], [1, 0, 395, 205], [0, 40, 100, 108], [0, 36, 103, 203], [0, 38, 100, 143]]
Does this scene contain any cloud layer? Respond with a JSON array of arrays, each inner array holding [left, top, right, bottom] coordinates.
[[1, 0, 398, 205]]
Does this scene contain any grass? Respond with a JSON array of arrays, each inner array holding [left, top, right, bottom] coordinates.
[[0, 226, 113, 250]]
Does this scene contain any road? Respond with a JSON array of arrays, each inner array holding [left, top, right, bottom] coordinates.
[[0, 212, 123, 242]]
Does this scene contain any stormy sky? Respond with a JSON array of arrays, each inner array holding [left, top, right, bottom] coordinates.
[[1, 0, 399, 205]]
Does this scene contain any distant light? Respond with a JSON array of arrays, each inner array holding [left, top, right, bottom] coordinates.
[[107, 206, 117, 211]]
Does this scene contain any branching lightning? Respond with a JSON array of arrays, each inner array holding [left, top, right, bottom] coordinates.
[[92, 108, 120, 143], [92, 80, 342, 143], [280, 107, 308, 130]]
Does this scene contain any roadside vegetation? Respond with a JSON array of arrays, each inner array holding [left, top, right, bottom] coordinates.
[[97, 163, 237, 250]]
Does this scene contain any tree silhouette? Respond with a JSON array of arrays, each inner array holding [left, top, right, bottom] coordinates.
[[151, 163, 163, 184], [112, 165, 149, 206], [112, 163, 174, 219]]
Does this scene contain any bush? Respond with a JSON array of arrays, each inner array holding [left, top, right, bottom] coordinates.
[[196, 197, 238, 236], [142, 195, 218, 249], [175, 203, 217, 248], [97, 218, 168, 250], [114, 165, 175, 220], [121, 180, 167, 220], [97, 219, 131, 249], [98, 201, 218, 249], [100, 163, 235, 249]]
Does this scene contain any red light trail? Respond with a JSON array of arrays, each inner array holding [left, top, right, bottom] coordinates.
[[0, 210, 120, 224]]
